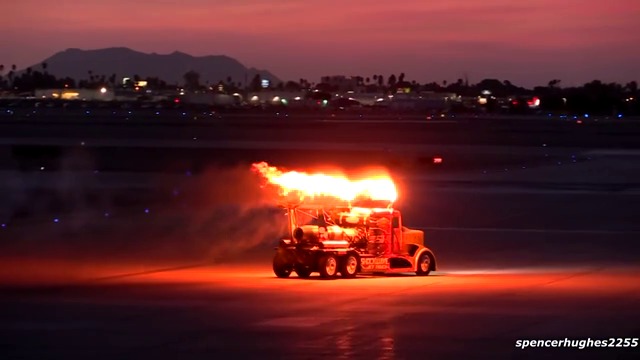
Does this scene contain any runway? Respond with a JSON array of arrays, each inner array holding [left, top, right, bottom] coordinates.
[[1, 113, 639, 359]]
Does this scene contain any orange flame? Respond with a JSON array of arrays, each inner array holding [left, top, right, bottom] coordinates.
[[252, 162, 398, 203]]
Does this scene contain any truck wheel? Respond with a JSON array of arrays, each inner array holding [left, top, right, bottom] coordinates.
[[295, 265, 312, 278], [273, 253, 292, 278], [341, 254, 359, 278], [416, 252, 433, 276], [319, 254, 338, 278]]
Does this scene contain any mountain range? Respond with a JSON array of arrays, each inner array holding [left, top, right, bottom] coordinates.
[[23, 47, 280, 86]]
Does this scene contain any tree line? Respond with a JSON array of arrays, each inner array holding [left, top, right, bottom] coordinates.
[[0, 64, 637, 115]]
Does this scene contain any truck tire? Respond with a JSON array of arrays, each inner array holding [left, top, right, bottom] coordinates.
[[295, 265, 312, 278], [341, 254, 359, 278], [319, 254, 338, 278], [273, 252, 292, 278], [416, 252, 433, 276]]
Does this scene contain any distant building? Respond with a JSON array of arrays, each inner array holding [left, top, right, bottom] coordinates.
[[386, 93, 458, 112], [320, 76, 362, 92], [343, 92, 387, 106], [34, 88, 115, 101]]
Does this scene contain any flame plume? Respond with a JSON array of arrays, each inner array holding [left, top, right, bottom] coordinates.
[[251, 162, 398, 204]]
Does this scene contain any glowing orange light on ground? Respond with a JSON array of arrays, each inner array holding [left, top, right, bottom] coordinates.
[[251, 162, 398, 203]]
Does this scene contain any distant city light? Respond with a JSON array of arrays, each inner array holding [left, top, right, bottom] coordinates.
[[100, 87, 107, 94], [261, 79, 270, 88]]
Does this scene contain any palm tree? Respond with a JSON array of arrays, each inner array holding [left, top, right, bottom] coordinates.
[[11, 64, 16, 86], [548, 79, 561, 88]]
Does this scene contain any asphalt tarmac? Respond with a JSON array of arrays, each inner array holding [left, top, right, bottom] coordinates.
[[1, 114, 639, 359], [2, 262, 639, 360]]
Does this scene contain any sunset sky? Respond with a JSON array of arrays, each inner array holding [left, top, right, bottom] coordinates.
[[2, 0, 639, 87]]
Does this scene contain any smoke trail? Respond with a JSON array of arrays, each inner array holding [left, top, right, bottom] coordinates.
[[1, 154, 292, 268], [153, 164, 287, 262]]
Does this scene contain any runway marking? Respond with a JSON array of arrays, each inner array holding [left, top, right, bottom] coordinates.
[[254, 316, 336, 328], [439, 266, 599, 275], [413, 187, 640, 195], [93, 263, 209, 281], [320, 119, 457, 124], [584, 149, 640, 157], [417, 226, 640, 235]]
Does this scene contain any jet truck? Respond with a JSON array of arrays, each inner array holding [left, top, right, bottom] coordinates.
[[252, 161, 437, 279]]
